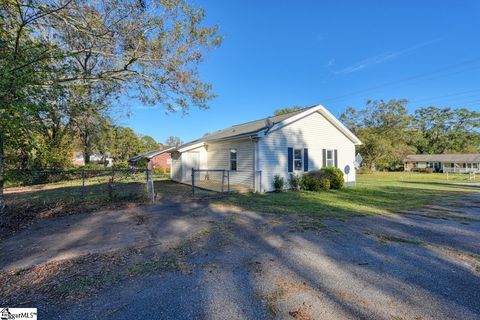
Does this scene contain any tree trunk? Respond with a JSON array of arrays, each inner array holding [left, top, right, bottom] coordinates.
[[83, 129, 91, 164], [0, 131, 5, 213], [84, 149, 91, 164]]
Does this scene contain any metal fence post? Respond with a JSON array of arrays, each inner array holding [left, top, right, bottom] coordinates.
[[81, 169, 85, 199], [221, 169, 225, 192], [191, 168, 195, 198], [227, 170, 230, 193], [146, 169, 155, 203]]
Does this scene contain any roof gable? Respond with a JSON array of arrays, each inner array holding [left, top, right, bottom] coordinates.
[[265, 105, 362, 145]]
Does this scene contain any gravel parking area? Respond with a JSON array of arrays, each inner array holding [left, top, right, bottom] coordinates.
[[2, 194, 480, 320]]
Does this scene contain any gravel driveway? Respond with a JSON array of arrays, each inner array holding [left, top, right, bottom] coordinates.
[[3, 194, 480, 320]]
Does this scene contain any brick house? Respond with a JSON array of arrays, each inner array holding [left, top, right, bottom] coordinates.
[[128, 147, 174, 171]]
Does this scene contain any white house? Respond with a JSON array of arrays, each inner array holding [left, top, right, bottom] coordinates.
[[404, 154, 480, 173], [170, 105, 362, 192]]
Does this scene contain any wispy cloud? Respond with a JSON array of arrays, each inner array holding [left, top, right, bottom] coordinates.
[[334, 39, 440, 75], [324, 59, 336, 67]]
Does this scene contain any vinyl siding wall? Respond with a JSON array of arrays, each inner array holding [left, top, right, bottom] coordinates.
[[170, 152, 182, 181], [258, 111, 356, 192], [207, 139, 255, 187], [171, 146, 208, 183]]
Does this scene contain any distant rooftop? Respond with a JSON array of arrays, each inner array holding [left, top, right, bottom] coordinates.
[[404, 154, 480, 162], [128, 146, 174, 162]]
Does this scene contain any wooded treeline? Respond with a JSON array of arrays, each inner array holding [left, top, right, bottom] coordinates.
[[340, 99, 480, 170], [0, 0, 221, 208]]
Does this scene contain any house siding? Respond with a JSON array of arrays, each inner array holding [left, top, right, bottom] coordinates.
[[258, 111, 356, 192], [171, 146, 208, 183], [207, 139, 255, 187], [170, 152, 182, 182]]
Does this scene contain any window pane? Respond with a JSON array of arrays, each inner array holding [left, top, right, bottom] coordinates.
[[230, 149, 237, 160], [294, 160, 302, 170], [327, 160, 334, 167], [230, 149, 237, 171], [294, 149, 302, 160], [294, 149, 302, 170], [327, 150, 333, 159]]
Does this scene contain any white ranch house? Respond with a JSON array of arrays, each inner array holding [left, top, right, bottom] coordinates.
[[404, 154, 480, 173], [169, 105, 362, 192]]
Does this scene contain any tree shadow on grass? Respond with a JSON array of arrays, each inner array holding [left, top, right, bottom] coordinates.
[[221, 182, 479, 220]]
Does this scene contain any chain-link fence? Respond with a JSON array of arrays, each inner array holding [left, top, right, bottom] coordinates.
[[3, 168, 163, 210], [191, 169, 230, 197]]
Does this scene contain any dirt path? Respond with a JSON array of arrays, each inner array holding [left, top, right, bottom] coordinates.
[[2, 194, 480, 320], [0, 200, 212, 271]]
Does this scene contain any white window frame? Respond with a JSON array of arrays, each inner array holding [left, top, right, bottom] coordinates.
[[326, 149, 334, 167], [230, 149, 237, 171], [294, 149, 303, 171]]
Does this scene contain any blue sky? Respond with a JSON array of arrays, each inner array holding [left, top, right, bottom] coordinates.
[[121, 0, 480, 143]]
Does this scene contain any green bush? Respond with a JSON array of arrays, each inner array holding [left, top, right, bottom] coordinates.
[[288, 173, 300, 190], [152, 167, 170, 174], [83, 163, 106, 170], [272, 175, 284, 191], [112, 161, 129, 169], [320, 167, 344, 189], [300, 174, 321, 191], [320, 178, 330, 190]]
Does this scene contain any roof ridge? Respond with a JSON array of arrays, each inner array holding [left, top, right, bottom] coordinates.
[[228, 105, 316, 128]]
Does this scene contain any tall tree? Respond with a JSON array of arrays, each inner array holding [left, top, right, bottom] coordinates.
[[140, 136, 160, 151], [341, 99, 414, 170], [165, 136, 183, 147], [273, 106, 305, 116], [0, 0, 221, 208], [412, 106, 480, 154]]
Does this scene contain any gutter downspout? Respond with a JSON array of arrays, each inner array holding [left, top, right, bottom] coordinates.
[[250, 136, 260, 193]]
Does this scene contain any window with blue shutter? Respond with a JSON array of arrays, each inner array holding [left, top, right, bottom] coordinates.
[[303, 148, 308, 171], [287, 147, 293, 172]]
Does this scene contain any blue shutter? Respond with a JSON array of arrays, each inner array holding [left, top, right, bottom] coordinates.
[[322, 149, 326, 167], [334, 149, 338, 168], [303, 148, 308, 172], [287, 148, 293, 172]]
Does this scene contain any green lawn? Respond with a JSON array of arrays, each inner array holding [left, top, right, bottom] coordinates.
[[217, 172, 480, 218]]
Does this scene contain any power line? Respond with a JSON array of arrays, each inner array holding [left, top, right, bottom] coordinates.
[[321, 57, 480, 104], [409, 90, 480, 106]]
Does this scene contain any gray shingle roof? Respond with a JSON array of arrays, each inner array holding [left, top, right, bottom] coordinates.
[[129, 146, 174, 162], [179, 106, 316, 149], [404, 154, 480, 162]]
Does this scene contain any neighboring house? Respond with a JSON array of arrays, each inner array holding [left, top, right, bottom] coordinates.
[[404, 154, 480, 173], [169, 105, 362, 192], [128, 147, 174, 170], [72, 152, 113, 167]]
